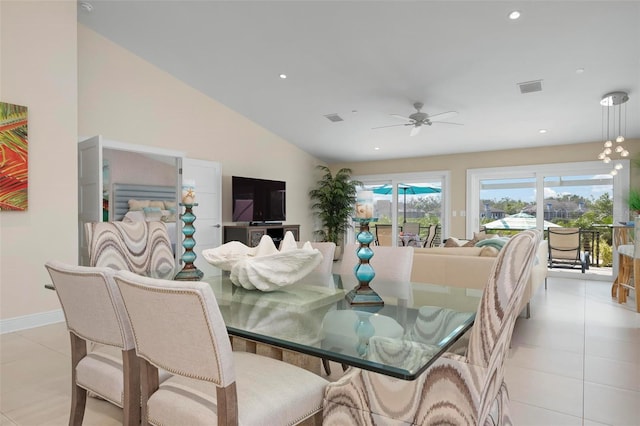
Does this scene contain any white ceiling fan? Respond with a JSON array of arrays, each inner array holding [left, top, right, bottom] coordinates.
[[373, 102, 462, 136]]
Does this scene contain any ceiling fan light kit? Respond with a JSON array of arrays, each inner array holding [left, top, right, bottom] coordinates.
[[373, 101, 462, 136], [597, 91, 629, 175]]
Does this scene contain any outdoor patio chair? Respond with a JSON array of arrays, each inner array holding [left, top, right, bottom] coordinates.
[[422, 224, 439, 247], [547, 227, 589, 273], [401, 222, 421, 246], [375, 224, 393, 246]]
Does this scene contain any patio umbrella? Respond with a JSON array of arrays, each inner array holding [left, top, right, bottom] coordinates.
[[483, 212, 561, 230], [372, 183, 441, 223]]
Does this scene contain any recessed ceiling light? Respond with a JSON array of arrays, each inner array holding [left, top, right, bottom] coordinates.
[[279, 74, 287, 79], [575, 68, 585, 74], [539, 129, 547, 134], [508, 10, 521, 20], [374, 147, 380, 151]]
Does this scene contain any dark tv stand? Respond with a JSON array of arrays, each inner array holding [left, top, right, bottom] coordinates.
[[224, 224, 300, 247], [250, 221, 282, 226]]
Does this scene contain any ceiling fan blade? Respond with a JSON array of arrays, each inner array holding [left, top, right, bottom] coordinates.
[[410, 126, 422, 136], [432, 121, 464, 126], [427, 111, 457, 122], [390, 114, 413, 122], [372, 123, 411, 130]]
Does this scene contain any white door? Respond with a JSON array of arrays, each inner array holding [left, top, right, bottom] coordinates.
[[181, 158, 222, 276], [78, 135, 103, 265]]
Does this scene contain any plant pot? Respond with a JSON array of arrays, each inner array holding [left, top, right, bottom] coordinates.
[[333, 244, 343, 261]]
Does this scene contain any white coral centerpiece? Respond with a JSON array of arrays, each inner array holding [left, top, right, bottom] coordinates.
[[202, 231, 323, 291]]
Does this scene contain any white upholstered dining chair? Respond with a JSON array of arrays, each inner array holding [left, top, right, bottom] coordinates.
[[338, 243, 414, 305], [324, 230, 541, 425], [44, 261, 140, 426], [322, 244, 415, 375], [303, 241, 336, 274], [85, 220, 175, 278], [113, 270, 328, 426]]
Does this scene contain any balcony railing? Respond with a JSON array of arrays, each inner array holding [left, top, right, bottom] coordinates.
[[484, 227, 609, 267]]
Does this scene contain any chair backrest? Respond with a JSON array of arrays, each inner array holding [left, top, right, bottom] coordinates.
[[297, 241, 336, 274], [45, 260, 134, 350], [114, 270, 236, 388], [466, 230, 540, 422], [422, 224, 438, 247], [547, 227, 581, 260], [85, 220, 175, 278], [375, 224, 393, 246], [339, 243, 414, 304], [402, 222, 420, 235]]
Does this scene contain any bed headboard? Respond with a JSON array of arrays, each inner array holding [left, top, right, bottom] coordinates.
[[112, 183, 178, 220]]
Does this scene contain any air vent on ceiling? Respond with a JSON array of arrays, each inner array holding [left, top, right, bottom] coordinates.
[[518, 79, 543, 94], [324, 113, 344, 122]]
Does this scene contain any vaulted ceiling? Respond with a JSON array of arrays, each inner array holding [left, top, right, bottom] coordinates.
[[78, 1, 640, 163]]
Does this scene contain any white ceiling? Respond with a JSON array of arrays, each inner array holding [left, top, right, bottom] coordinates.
[[78, 1, 640, 163]]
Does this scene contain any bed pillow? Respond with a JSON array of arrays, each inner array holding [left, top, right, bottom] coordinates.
[[128, 199, 150, 211], [164, 200, 177, 210], [142, 206, 163, 222], [149, 200, 165, 209], [123, 210, 145, 222]]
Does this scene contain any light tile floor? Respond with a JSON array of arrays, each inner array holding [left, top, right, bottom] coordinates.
[[1, 276, 638, 425]]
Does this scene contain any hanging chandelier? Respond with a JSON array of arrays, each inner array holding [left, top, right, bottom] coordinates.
[[598, 91, 629, 175]]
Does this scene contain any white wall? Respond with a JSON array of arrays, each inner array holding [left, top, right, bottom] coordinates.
[[78, 25, 321, 237], [0, 7, 325, 329], [0, 1, 78, 327]]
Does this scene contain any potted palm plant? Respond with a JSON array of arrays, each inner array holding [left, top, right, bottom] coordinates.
[[309, 165, 361, 258]]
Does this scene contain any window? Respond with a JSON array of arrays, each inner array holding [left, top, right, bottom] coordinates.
[[468, 160, 630, 279], [351, 171, 450, 247]]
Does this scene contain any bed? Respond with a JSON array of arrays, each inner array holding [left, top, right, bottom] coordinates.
[[112, 183, 180, 249]]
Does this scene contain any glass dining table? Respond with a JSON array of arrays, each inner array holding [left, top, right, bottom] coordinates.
[[202, 271, 481, 381], [46, 270, 481, 381]]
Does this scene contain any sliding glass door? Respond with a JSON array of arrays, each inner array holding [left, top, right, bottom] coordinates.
[[468, 160, 630, 279], [351, 172, 449, 247]]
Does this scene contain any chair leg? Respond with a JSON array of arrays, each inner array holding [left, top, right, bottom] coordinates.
[[525, 302, 531, 319], [70, 383, 87, 426], [122, 349, 141, 426], [69, 333, 88, 426], [140, 359, 160, 426], [322, 358, 331, 376]]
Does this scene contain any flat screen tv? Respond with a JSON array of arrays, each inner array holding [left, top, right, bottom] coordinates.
[[232, 176, 286, 223]]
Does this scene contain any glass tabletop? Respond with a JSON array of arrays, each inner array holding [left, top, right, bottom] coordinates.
[[46, 270, 481, 380], [203, 272, 481, 380]]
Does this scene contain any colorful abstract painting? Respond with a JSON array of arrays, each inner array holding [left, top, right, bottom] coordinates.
[[0, 102, 28, 211]]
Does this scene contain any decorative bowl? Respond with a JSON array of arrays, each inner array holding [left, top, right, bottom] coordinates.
[[202, 231, 323, 291]]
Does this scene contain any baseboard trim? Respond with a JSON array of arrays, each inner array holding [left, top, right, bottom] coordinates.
[[0, 309, 65, 334]]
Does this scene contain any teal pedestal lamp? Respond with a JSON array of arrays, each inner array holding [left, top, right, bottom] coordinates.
[[174, 203, 204, 281], [345, 218, 384, 308]]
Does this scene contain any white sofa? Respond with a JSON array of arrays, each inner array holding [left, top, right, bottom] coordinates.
[[410, 240, 548, 318]]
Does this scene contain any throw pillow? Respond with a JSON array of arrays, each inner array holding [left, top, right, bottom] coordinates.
[[164, 200, 177, 210], [128, 199, 150, 211], [462, 239, 477, 247], [142, 206, 163, 222], [473, 231, 493, 241], [444, 237, 461, 247], [149, 200, 165, 209], [479, 246, 500, 257], [475, 236, 509, 251]]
